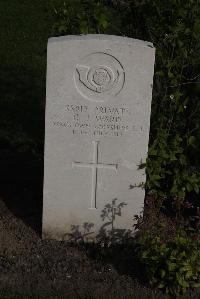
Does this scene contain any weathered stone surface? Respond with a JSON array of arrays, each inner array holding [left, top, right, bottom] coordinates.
[[43, 34, 155, 241]]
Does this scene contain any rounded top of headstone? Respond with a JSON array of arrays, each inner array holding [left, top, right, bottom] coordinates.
[[48, 34, 154, 49]]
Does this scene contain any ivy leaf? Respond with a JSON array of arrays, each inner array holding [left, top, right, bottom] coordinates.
[[188, 136, 196, 147]]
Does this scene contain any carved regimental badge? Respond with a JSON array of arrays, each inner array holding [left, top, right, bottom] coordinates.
[[74, 52, 125, 102]]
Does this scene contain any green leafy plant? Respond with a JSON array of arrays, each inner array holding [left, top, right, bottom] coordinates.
[[137, 0, 200, 199], [135, 229, 200, 298], [51, 0, 121, 35]]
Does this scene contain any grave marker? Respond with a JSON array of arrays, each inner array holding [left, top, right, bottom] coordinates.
[[43, 34, 155, 241]]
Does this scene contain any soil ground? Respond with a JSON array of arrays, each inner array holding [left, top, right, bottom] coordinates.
[[0, 196, 160, 298], [0, 195, 200, 299]]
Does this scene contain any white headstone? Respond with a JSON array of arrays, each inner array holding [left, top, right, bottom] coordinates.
[[43, 34, 155, 241]]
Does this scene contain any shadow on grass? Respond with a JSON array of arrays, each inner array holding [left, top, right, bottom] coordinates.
[[0, 65, 45, 235]]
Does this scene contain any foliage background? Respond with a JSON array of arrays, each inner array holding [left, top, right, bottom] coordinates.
[[48, 0, 200, 200]]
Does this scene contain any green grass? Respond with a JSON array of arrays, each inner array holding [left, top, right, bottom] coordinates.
[[0, 0, 54, 158], [0, 0, 52, 70]]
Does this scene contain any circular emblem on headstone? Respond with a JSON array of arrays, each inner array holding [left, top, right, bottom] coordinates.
[[74, 52, 125, 102]]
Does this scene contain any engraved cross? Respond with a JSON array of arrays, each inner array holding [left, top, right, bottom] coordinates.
[[72, 141, 118, 209]]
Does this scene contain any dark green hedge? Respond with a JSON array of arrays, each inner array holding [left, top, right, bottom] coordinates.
[[51, 0, 200, 199]]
